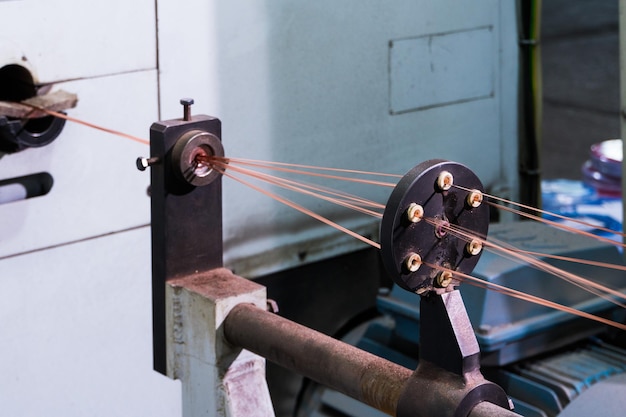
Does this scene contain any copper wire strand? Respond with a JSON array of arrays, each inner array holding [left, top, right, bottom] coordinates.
[[436, 219, 626, 306], [490, 201, 626, 250], [427, 218, 626, 309], [424, 262, 626, 332], [21, 103, 151, 146], [213, 156, 403, 178], [211, 156, 397, 188], [27, 108, 626, 325], [513, 249, 626, 272], [204, 156, 386, 210], [212, 165, 381, 250], [454, 184, 626, 240], [208, 158, 383, 218]]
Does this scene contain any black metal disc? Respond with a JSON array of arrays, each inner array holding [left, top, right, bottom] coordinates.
[[380, 160, 489, 293]]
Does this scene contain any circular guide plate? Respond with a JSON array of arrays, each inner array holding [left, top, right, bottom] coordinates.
[[171, 129, 224, 187], [380, 160, 489, 294]]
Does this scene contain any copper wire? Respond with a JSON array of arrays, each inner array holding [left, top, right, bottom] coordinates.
[[427, 218, 626, 309], [454, 184, 625, 240], [21, 103, 150, 145], [211, 156, 397, 188], [27, 107, 626, 329], [212, 165, 381, 250], [425, 262, 626, 332], [490, 201, 626, 249], [208, 158, 384, 218], [214, 156, 403, 178]]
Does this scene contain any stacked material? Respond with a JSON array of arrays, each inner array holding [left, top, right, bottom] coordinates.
[[581, 139, 622, 196]]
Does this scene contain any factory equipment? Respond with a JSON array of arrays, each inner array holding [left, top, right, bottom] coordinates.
[[3, 1, 624, 416], [143, 101, 525, 416], [142, 100, 626, 416]]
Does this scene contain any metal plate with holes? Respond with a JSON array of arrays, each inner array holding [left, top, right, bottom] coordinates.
[[380, 159, 489, 293]]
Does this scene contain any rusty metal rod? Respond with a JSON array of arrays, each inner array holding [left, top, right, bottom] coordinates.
[[224, 303, 411, 416], [224, 303, 522, 417]]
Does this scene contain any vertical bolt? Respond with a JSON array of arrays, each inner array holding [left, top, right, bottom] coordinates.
[[180, 98, 194, 121]]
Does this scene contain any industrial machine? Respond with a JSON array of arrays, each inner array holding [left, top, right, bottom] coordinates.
[[1, 1, 624, 417], [141, 102, 626, 417], [143, 102, 519, 416]]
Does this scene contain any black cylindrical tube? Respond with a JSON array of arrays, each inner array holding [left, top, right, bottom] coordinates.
[[224, 303, 411, 416]]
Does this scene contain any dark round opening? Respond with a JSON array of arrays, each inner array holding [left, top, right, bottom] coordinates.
[[0, 64, 37, 102], [0, 64, 66, 152], [23, 116, 57, 136]]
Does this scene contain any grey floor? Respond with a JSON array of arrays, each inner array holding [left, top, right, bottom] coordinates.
[[541, 0, 620, 179]]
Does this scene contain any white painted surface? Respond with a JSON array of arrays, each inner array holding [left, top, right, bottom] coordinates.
[[0, 0, 156, 83], [0, 1, 171, 416], [0, 227, 181, 416], [0, 70, 156, 257], [0, 182, 27, 203], [390, 27, 495, 113]]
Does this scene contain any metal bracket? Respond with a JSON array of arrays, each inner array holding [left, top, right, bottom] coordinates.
[[148, 105, 224, 375], [146, 108, 519, 415], [397, 291, 512, 417]]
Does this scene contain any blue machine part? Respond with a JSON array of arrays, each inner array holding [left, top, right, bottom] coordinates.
[[540, 179, 622, 241], [463, 222, 626, 365], [365, 221, 626, 417]]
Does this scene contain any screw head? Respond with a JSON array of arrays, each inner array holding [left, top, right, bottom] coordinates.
[[180, 98, 195, 106], [136, 157, 150, 171], [435, 270, 453, 288], [406, 203, 424, 223], [436, 170, 453, 191], [404, 252, 422, 272], [136, 156, 159, 171], [466, 239, 483, 256], [466, 189, 483, 208]]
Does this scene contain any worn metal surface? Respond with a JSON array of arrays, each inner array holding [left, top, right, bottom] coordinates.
[[224, 302, 412, 415], [419, 291, 481, 376], [150, 110, 223, 374], [166, 268, 274, 417], [468, 402, 521, 417], [396, 291, 513, 417], [0, 90, 77, 118], [380, 160, 489, 294]]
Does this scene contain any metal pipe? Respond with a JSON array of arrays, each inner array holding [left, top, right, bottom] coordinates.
[[224, 303, 411, 416], [224, 303, 522, 417]]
